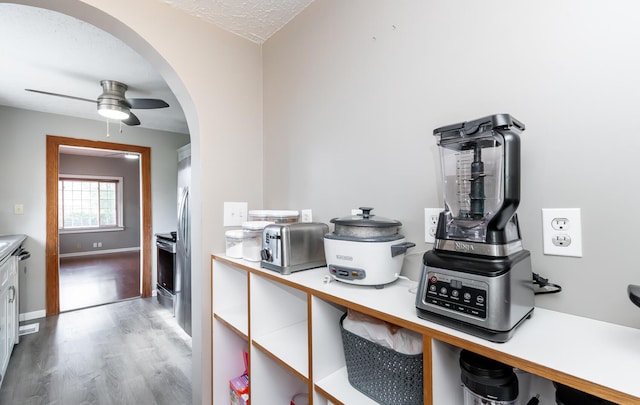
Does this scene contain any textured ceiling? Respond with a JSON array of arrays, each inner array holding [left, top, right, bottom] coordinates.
[[0, 1, 313, 136], [162, 0, 315, 43]]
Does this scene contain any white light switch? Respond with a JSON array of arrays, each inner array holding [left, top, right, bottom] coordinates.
[[301, 209, 313, 223], [14, 204, 24, 215], [223, 202, 248, 227]]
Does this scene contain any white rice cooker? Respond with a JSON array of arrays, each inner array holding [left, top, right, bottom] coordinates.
[[324, 207, 415, 288]]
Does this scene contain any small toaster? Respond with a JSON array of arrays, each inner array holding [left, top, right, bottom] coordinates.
[[260, 222, 329, 275]]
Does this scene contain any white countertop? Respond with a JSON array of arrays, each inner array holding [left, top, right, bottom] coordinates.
[[213, 255, 640, 400], [0, 234, 27, 261]]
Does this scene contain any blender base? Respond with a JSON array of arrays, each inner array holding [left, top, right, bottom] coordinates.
[[416, 307, 534, 343]]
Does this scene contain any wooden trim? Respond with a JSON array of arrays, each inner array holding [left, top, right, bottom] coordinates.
[[313, 384, 343, 405], [46, 135, 152, 316], [307, 293, 314, 405], [246, 269, 252, 404], [423, 335, 433, 405], [252, 339, 309, 383], [45, 137, 60, 315], [214, 257, 219, 404], [213, 313, 248, 342]]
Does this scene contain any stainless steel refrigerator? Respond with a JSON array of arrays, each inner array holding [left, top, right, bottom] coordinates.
[[176, 144, 191, 336]]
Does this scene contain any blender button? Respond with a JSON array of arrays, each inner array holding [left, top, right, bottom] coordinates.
[[464, 292, 472, 300], [440, 287, 448, 295], [430, 276, 438, 284], [476, 296, 485, 304], [451, 290, 459, 297], [429, 285, 437, 292]]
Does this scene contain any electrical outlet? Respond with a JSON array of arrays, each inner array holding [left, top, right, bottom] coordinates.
[[301, 209, 312, 223], [424, 208, 442, 243], [223, 202, 248, 226], [542, 208, 582, 257]]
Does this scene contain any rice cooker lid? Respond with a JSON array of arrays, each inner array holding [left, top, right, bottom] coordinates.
[[328, 207, 403, 242], [330, 207, 401, 228]]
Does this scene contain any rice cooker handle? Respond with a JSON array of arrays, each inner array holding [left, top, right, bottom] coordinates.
[[391, 242, 415, 257], [629, 284, 640, 308]]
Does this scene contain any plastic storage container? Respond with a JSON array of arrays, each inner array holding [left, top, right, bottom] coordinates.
[[460, 350, 518, 405], [339, 313, 424, 405], [242, 221, 274, 261], [225, 230, 244, 258], [248, 210, 299, 223]]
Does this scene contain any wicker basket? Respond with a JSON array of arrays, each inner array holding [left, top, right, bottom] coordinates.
[[339, 313, 424, 405]]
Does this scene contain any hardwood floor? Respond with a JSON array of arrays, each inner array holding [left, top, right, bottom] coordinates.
[[59, 251, 141, 312], [0, 298, 192, 405]]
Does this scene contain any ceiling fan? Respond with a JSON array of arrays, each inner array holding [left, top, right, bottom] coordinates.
[[25, 80, 169, 126]]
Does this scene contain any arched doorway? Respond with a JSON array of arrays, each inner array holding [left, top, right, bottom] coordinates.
[[3, 2, 210, 403]]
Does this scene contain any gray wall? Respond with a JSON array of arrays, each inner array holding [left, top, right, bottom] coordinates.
[[263, 0, 640, 328], [58, 153, 141, 255], [0, 105, 190, 316]]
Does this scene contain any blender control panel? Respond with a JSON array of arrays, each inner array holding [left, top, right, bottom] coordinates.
[[423, 272, 488, 319]]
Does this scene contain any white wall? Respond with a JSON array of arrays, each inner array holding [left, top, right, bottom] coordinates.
[[263, 0, 640, 328], [0, 105, 189, 314]]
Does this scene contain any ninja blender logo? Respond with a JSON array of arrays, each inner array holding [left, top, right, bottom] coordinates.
[[454, 241, 475, 252], [336, 255, 353, 261]]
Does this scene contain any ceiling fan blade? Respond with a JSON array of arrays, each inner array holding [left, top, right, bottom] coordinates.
[[122, 111, 140, 126], [25, 89, 96, 104], [127, 98, 169, 109]]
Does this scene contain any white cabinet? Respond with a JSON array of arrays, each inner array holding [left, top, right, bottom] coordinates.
[[211, 255, 640, 405], [0, 252, 17, 386]]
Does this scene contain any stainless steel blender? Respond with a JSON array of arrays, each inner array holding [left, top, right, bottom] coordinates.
[[416, 114, 534, 342]]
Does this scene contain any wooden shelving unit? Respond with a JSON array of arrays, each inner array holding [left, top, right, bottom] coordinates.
[[212, 255, 640, 405]]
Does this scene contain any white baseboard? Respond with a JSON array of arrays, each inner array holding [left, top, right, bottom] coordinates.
[[20, 310, 46, 322], [59, 247, 140, 258]]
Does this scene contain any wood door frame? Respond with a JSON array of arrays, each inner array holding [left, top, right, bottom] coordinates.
[[46, 135, 152, 316]]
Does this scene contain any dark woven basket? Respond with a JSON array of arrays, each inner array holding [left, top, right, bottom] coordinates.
[[340, 313, 424, 405]]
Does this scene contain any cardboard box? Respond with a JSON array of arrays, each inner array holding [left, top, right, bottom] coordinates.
[[230, 373, 249, 405]]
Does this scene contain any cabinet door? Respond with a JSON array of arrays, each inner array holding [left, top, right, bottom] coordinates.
[[0, 288, 8, 382]]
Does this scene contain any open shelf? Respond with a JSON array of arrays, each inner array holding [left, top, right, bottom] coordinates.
[[212, 259, 248, 335], [252, 320, 309, 380], [212, 317, 249, 405], [315, 367, 378, 405], [250, 346, 309, 405]]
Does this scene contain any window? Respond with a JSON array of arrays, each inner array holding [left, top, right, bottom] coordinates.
[[58, 175, 124, 231]]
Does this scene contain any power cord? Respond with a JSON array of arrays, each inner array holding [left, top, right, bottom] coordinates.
[[532, 272, 562, 295], [526, 394, 540, 405]]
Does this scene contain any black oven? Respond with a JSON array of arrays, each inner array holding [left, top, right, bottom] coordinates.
[[156, 233, 176, 313]]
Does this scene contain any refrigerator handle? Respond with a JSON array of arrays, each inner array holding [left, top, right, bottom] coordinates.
[[178, 186, 190, 255]]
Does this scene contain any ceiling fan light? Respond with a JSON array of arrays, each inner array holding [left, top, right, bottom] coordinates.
[[98, 103, 130, 120]]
